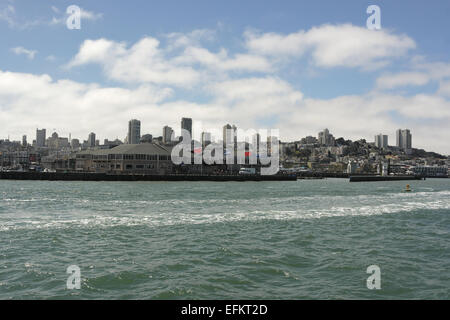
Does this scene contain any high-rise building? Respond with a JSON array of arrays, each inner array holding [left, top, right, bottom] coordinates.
[[374, 134, 388, 149], [253, 133, 261, 155], [22, 135, 27, 147], [47, 132, 69, 150], [181, 118, 192, 138], [396, 129, 412, 150], [201, 132, 211, 148], [36, 128, 46, 147], [71, 139, 80, 149], [128, 119, 141, 144], [318, 128, 335, 146], [223, 124, 236, 147], [163, 126, 174, 144], [88, 132, 96, 148]]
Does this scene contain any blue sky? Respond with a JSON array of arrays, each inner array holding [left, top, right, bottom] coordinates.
[[1, 0, 449, 154]]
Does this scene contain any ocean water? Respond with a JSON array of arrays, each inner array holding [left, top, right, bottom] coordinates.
[[0, 178, 449, 299]]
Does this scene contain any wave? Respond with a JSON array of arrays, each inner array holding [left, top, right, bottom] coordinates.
[[1, 195, 448, 232]]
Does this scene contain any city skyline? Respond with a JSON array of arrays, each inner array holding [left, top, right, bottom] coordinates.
[[4, 121, 419, 150], [7, 118, 423, 156], [1, 1, 449, 154]]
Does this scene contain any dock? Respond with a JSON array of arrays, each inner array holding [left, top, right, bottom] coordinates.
[[0, 171, 297, 182], [349, 175, 424, 182]]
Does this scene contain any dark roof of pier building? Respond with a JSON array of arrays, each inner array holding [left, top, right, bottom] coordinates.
[[79, 143, 173, 156]]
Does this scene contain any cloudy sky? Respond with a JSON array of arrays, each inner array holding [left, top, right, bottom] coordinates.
[[1, 0, 449, 154]]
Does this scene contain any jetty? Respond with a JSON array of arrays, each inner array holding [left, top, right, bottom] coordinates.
[[0, 171, 297, 182], [349, 175, 424, 182]]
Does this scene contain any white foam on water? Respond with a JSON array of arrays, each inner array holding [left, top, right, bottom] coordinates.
[[1, 191, 449, 232]]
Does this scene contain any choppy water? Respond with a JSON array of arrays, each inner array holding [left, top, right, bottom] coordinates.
[[0, 178, 449, 299]]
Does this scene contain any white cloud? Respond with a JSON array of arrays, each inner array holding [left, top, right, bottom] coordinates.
[[0, 70, 174, 142], [67, 38, 201, 87], [11, 46, 37, 60], [376, 61, 450, 90], [2, 69, 449, 154], [376, 72, 430, 89], [45, 55, 56, 62], [245, 24, 416, 70], [0, 4, 15, 27], [175, 46, 273, 73], [1, 26, 449, 154], [166, 29, 216, 49], [67, 36, 273, 87], [80, 9, 103, 21], [277, 93, 450, 154], [0, 4, 102, 29], [438, 81, 450, 97], [210, 77, 302, 105]]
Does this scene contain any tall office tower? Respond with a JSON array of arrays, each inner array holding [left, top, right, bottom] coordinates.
[[318, 128, 335, 146], [396, 129, 412, 150], [181, 117, 192, 139], [374, 133, 388, 149], [396, 129, 402, 149], [163, 125, 174, 144], [88, 132, 96, 148], [253, 133, 261, 155], [223, 124, 233, 147], [128, 119, 141, 144], [36, 128, 46, 147], [22, 135, 27, 147], [201, 132, 212, 148]]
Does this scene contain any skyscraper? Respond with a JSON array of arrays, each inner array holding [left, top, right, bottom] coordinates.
[[318, 128, 335, 146], [374, 134, 388, 149], [253, 133, 261, 156], [396, 129, 412, 150], [22, 135, 27, 147], [223, 124, 232, 146], [163, 125, 174, 144], [88, 132, 96, 148], [181, 117, 192, 138], [128, 119, 141, 144], [36, 128, 46, 147], [201, 132, 211, 148]]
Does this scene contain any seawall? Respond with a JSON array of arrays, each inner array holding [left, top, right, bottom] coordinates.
[[0, 171, 297, 182], [349, 175, 424, 182]]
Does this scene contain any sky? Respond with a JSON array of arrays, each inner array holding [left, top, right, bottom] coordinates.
[[0, 0, 449, 154]]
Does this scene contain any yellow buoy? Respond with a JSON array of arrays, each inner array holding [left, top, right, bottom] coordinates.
[[405, 184, 411, 192]]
